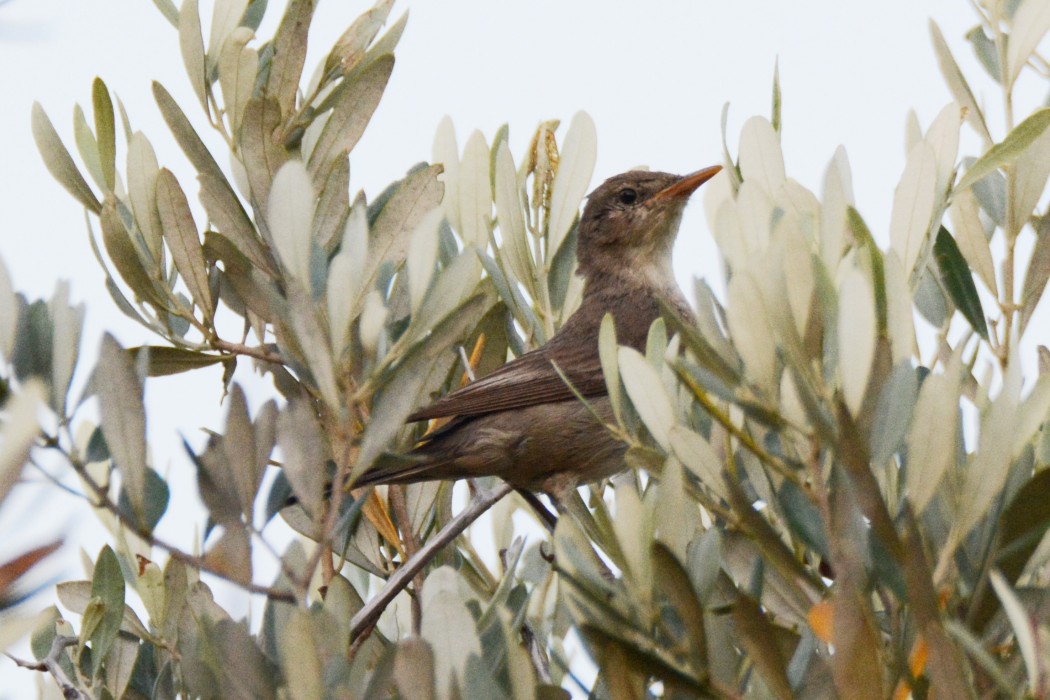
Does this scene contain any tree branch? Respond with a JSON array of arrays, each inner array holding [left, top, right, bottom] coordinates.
[[7, 634, 83, 699], [349, 481, 513, 639]]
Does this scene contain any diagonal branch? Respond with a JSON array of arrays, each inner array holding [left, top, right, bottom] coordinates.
[[349, 481, 513, 639]]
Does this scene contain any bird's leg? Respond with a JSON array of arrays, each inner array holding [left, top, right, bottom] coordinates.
[[515, 488, 558, 532]]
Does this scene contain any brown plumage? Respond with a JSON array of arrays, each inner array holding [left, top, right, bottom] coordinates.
[[357, 166, 721, 503]]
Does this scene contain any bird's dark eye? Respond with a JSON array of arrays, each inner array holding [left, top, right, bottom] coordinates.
[[618, 188, 638, 205]]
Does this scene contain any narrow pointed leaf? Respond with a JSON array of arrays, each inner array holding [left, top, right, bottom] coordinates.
[[31, 103, 100, 214], [548, 111, 597, 256], [934, 226, 988, 338], [956, 109, 1050, 192], [156, 169, 213, 319], [96, 335, 147, 524]]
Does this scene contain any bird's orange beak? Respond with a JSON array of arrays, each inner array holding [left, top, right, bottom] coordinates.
[[651, 165, 722, 202]]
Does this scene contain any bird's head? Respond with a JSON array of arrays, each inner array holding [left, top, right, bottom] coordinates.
[[575, 166, 721, 287]]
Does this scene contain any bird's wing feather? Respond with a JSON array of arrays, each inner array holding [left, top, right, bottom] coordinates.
[[406, 340, 606, 422]]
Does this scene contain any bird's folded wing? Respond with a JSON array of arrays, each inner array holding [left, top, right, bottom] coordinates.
[[406, 343, 607, 422]]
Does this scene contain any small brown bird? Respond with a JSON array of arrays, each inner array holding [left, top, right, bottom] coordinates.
[[358, 166, 721, 510]]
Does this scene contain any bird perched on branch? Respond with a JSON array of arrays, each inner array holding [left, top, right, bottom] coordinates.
[[357, 166, 721, 514]]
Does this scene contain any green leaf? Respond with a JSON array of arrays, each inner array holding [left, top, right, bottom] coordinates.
[[324, 0, 393, 77], [770, 58, 781, 133], [929, 21, 992, 143], [651, 542, 707, 674], [218, 26, 259, 137], [73, 103, 105, 192], [934, 226, 988, 338], [1006, 0, 1050, 86], [99, 198, 166, 309], [267, 0, 314, 119], [267, 159, 316, 288], [197, 171, 275, 275], [89, 546, 126, 677], [870, 362, 919, 466], [126, 132, 165, 265], [239, 96, 288, 206], [890, 141, 938, 276], [156, 168, 213, 321], [152, 82, 233, 195], [96, 334, 148, 526], [0, 382, 44, 506], [598, 314, 623, 427], [956, 108, 1050, 192], [31, 102, 101, 214], [91, 78, 116, 190]]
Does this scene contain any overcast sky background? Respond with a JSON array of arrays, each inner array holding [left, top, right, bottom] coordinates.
[[0, 0, 1040, 696]]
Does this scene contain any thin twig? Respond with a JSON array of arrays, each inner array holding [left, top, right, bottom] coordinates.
[[349, 482, 513, 639], [7, 635, 82, 699], [388, 484, 425, 635], [210, 337, 283, 364], [52, 441, 298, 602]]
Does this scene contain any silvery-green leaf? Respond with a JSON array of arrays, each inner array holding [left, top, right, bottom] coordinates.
[[238, 96, 287, 206], [727, 272, 776, 390], [49, 281, 84, 416], [178, 0, 208, 110], [277, 398, 326, 519], [669, 425, 726, 500], [352, 292, 490, 482], [87, 546, 125, 676], [203, 526, 252, 586], [91, 78, 117, 191], [870, 363, 919, 467], [407, 250, 482, 344], [548, 111, 597, 256], [929, 20, 992, 144], [126, 132, 163, 264], [268, 160, 315, 289], [421, 567, 481, 699], [326, 204, 368, 354], [1006, 0, 1050, 86], [1012, 118, 1050, 232], [279, 610, 324, 700], [905, 359, 961, 513], [925, 103, 962, 197], [73, 103, 105, 193], [406, 208, 442, 315], [956, 109, 1050, 192], [904, 109, 922, 155], [218, 26, 258, 138], [890, 141, 938, 277], [0, 255, 18, 363], [738, 115, 785, 195], [618, 346, 674, 451], [99, 198, 165, 309], [151, 0, 179, 25], [96, 335, 147, 525], [457, 130, 491, 248], [820, 146, 854, 270], [287, 287, 340, 409], [1022, 217, 1050, 335], [493, 141, 533, 294], [432, 116, 460, 233], [198, 171, 274, 275], [837, 265, 876, 415], [736, 180, 773, 256], [31, 102, 100, 214], [0, 381, 44, 506], [599, 313, 622, 426], [267, 0, 313, 119], [307, 55, 393, 179], [359, 289, 387, 356], [989, 570, 1041, 688], [324, 0, 392, 77], [882, 250, 915, 365], [207, 0, 249, 67], [949, 188, 997, 296], [156, 169, 213, 319], [364, 164, 443, 301], [956, 349, 1024, 539], [612, 480, 650, 591]]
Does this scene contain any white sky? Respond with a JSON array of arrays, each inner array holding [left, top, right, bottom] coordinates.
[[0, 0, 1035, 696]]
